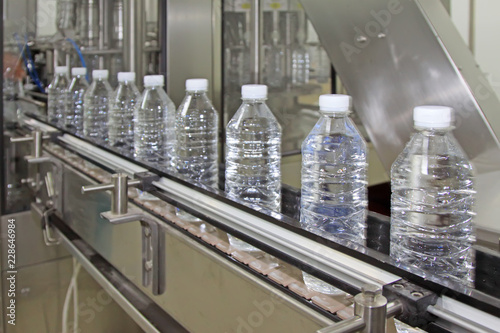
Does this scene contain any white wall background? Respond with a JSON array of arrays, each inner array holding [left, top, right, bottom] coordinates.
[[450, 0, 500, 99], [36, 0, 57, 37]]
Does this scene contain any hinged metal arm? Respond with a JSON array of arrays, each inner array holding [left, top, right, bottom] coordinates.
[[81, 173, 165, 295]]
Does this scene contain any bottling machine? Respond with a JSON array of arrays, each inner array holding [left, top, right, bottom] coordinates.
[[2, 0, 500, 332]]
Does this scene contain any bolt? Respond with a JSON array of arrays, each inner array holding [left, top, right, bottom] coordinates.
[[144, 261, 153, 271], [411, 291, 424, 298], [393, 283, 404, 289], [361, 284, 382, 303]]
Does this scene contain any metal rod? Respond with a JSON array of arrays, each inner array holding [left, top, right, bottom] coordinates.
[[17, 96, 46, 108], [317, 317, 365, 333], [80, 48, 124, 55], [386, 300, 403, 318], [112, 174, 129, 215], [249, 0, 262, 83], [25, 90, 48, 100], [33, 131, 43, 158], [128, 179, 142, 187], [81, 183, 115, 194], [427, 305, 497, 333], [10, 136, 33, 143]]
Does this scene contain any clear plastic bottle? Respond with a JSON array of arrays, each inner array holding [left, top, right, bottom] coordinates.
[[65, 67, 89, 135], [265, 39, 285, 89], [390, 105, 475, 286], [83, 69, 112, 144], [109, 72, 140, 154], [300, 94, 367, 294], [225, 84, 281, 251], [173, 78, 219, 186], [134, 75, 176, 170], [173, 78, 219, 222], [79, 0, 100, 48], [300, 94, 367, 242], [47, 66, 70, 126], [291, 30, 310, 87], [3, 69, 18, 125], [291, 44, 310, 87]]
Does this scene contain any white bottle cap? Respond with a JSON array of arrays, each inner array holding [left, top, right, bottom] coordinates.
[[413, 105, 453, 128], [71, 67, 87, 76], [144, 75, 164, 87], [92, 69, 109, 80], [319, 94, 351, 112], [186, 78, 208, 92], [118, 72, 136, 82], [55, 66, 69, 74], [241, 84, 267, 99]]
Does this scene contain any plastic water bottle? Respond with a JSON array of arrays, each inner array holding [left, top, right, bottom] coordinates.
[[65, 67, 88, 135], [173, 78, 219, 222], [173, 79, 219, 185], [134, 75, 175, 170], [300, 94, 367, 242], [109, 72, 140, 154], [47, 66, 70, 126], [300, 94, 367, 294], [225, 84, 281, 251], [291, 43, 310, 87], [3, 71, 18, 125], [390, 105, 475, 286], [83, 70, 112, 144], [291, 30, 310, 87]]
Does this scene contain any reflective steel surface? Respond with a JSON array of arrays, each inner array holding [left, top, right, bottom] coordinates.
[[300, 0, 500, 175]]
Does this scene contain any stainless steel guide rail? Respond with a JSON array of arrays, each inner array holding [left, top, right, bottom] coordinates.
[[58, 134, 148, 176], [152, 177, 400, 291]]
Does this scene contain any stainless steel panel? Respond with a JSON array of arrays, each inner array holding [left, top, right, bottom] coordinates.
[[165, 0, 222, 110], [1, 211, 70, 271], [1, 257, 143, 333], [61, 164, 332, 332], [300, 0, 500, 175], [57, 231, 162, 333]]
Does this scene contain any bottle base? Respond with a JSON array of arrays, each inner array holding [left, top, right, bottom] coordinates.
[[176, 208, 216, 233], [302, 272, 345, 295], [227, 234, 261, 252]]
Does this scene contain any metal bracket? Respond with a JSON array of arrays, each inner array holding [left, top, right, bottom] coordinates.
[[318, 284, 403, 333], [31, 202, 61, 246], [133, 172, 160, 192], [101, 209, 166, 295], [10, 130, 51, 160], [42, 207, 62, 246], [82, 173, 141, 215], [384, 279, 438, 328], [82, 173, 165, 295]]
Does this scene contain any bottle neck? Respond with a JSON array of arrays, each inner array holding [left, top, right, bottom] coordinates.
[[186, 90, 207, 96], [320, 110, 350, 118], [415, 125, 453, 135], [242, 97, 267, 104], [145, 85, 162, 90]]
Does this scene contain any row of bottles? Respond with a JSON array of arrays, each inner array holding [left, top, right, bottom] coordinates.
[[48, 69, 475, 291], [301, 100, 475, 291]]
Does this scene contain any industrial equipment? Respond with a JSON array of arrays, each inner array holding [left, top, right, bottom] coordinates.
[[2, 0, 500, 332]]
